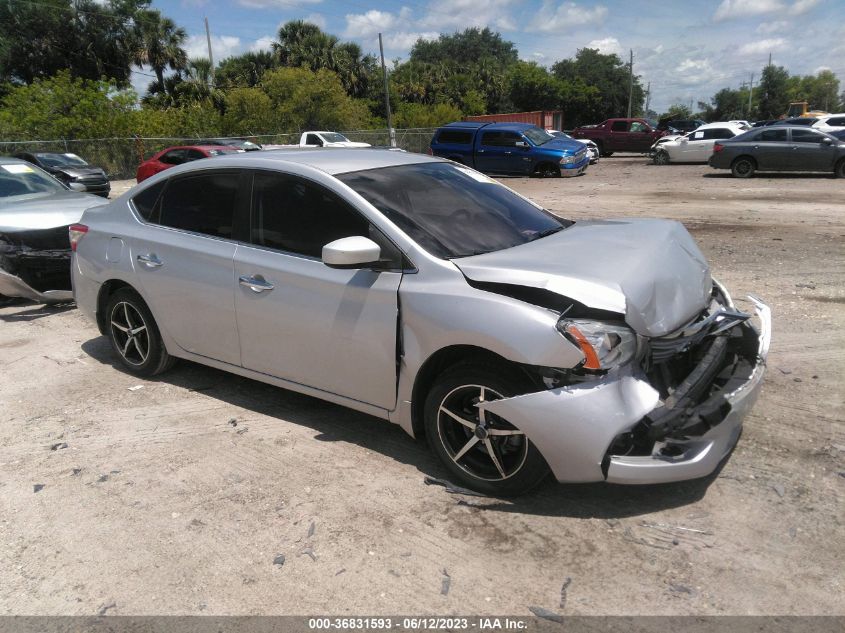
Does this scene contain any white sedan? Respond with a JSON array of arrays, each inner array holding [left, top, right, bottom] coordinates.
[[550, 131, 599, 164], [652, 122, 747, 165]]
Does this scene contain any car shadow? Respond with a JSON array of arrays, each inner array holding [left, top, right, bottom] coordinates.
[[703, 172, 835, 179], [80, 335, 721, 518], [0, 300, 76, 322]]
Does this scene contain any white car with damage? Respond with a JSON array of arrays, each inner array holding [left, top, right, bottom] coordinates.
[[652, 122, 747, 165]]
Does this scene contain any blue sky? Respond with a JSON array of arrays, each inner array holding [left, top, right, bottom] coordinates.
[[138, 0, 845, 113]]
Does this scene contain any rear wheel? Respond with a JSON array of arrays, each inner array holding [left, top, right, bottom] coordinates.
[[653, 150, 670, 165], [731, 156, 756, 178], [105, 288, 175, 376], [424, 362, 550, 496], [835, 158, 845, 178]]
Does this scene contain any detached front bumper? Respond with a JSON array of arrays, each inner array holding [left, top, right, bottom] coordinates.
[[0, 266, 73, 303], [481, 295, 771, 485]]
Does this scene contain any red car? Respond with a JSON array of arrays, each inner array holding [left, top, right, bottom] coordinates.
[[136, 145, 241, 182]]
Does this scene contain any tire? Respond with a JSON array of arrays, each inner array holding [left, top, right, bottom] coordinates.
[[835, 158, 845, 178], [534, 163, 560, 178], [653, 150, 670, 165], [424, 362, 550, 496], [104, 287, 175, 376], [731, 157, 756, 178]]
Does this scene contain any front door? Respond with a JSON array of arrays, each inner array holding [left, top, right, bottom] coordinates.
[[233, 171, 402, 409], [790, 128, 838, 171]]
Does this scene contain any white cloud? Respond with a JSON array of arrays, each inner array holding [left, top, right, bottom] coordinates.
[[344, 9, 401, 39], [237, 0, 322, 7], [418, 0, 518, 31], [737, 38, 787, 55], [185, 34, 242, 61], [528, 1, 608, 32], [586, 37, 622, 56], [303, 12, 326, 29], [250, 35, 275, 52], [384, 31, 439, 50], [756, 20, 788, 34], [714, 0, 784, 21], [790, 0, 820, 15]]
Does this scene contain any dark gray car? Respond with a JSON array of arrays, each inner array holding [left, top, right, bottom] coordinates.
[[709, 126, 845, 177]]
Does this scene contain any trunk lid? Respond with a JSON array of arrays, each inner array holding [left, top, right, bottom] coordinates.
[[453, 218, 711, 337]]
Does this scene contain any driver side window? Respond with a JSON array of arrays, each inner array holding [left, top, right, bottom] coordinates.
[[630, 121, 647, 133], [250, 172, 403, 268]]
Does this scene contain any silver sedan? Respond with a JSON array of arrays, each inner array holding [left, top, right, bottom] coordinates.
[[72, 150, 770, 496]]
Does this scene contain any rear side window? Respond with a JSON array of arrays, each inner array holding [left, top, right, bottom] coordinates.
[[758, 129, 787, 142], [157, 171, 239, 239], [611, 121, 629, 132], [160, 149, 186, 165], [436, 129, 473, 144], [131, 180, 166, 221], [825, 117, 845, 126], [480, 131, 503, 146], [186, 149, 207, 161], [703, 128, 735, 140]]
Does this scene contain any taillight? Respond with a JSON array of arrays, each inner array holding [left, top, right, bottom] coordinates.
[[69, 224, 88, 252], [713, 143, 724, 153], [426, 147, 433, 155]]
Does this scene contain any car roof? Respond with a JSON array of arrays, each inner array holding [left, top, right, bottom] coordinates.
[[442, 121, 487, 129], [0, 156, 33, 165], [198, 148, 444, 175], [695, 122, 745, 130]]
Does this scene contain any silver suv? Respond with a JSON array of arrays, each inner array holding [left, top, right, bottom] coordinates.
[[72, 150, 770, 495]]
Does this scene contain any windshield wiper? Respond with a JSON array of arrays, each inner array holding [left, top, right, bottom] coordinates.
[[531, 226, 563, 241]]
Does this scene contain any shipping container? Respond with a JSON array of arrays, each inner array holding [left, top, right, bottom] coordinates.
[[464, 110, 563, 130]]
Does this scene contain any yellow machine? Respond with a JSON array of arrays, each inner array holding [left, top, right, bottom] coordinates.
[[786, 101, 829, 118]]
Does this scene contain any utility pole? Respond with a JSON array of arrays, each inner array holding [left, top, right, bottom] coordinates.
[[644, 81, 651, 115], [378, 33, 395, 148], [626, 49, 633, 118], [748, 72, 754, 117], [740, 80, 748, 117], [204, 17, 215, 87]]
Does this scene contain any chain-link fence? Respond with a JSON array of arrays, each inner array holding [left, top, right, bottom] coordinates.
[[0, 128, 438, 181]]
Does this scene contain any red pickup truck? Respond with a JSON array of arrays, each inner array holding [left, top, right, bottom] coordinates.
[[570, 118, 667, 156]]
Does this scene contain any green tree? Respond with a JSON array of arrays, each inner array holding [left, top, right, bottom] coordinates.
[[394, 102, 463, 128], [0, 0, 149, 87], [506, 62, 561, 112], [216, 51, 277, 89], [220, 88, 274, 135], [758, 64, 790, 118], [552, 48, 644, 125], [261, 66, 371, 132], [132, 9, 188, 94]]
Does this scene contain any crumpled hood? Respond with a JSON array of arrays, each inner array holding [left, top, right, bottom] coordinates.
[[0, 191, 108, 232], [453, 218, 712, 337], [541, 139, 587, 155]]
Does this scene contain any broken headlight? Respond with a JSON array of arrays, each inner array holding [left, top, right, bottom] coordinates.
[[557, 319, 638, 371]]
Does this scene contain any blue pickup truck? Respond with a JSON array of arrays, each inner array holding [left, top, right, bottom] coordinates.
[[429, 122, 590, 177]]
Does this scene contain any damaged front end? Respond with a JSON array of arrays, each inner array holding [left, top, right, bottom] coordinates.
[[0, 226, 73, 303], [480, 283, 771, 484]]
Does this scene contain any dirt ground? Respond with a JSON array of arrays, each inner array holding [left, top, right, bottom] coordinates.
[[1, 157, 843, 617]]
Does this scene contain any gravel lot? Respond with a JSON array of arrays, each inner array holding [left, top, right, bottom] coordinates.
[[1, 156, 843, 616]]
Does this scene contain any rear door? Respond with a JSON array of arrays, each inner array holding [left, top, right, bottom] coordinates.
[[475, 131, 505, 172], [753, 128, 790, 170], [608, 120, 630, 151], [130, 169, 245, 366], [233, 170, 402, 409]]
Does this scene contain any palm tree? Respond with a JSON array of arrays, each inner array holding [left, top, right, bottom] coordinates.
[[133, 10, 188, 94]]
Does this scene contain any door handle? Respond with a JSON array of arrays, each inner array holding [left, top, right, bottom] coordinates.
[[239, 275, 274, 293], [478, 149, 485, 153], [137, 253, 163, 268]]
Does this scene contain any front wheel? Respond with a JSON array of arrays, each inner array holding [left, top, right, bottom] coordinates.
[[534, 163, 560, 178], [105, 288, 175, 376], [424, 363, 550, 496], [835, 158, 845, 178], [653, 150, 670, 165], [731, 157, 756, 178]]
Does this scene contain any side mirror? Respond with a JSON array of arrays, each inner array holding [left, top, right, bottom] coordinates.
[[515, 140, 529, 148], [322, 236, 381, 269], [67, 182, 87, 192], [822, 138, 833, 145]]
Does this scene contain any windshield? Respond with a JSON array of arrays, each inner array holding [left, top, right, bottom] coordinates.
[[551, 131, 573, 139], [36, 153, 88, 167], [523, 127, 555, 145], [0, 163, 67, 198], [338, 162, 570, 259], [321, 132, 350, 143]]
